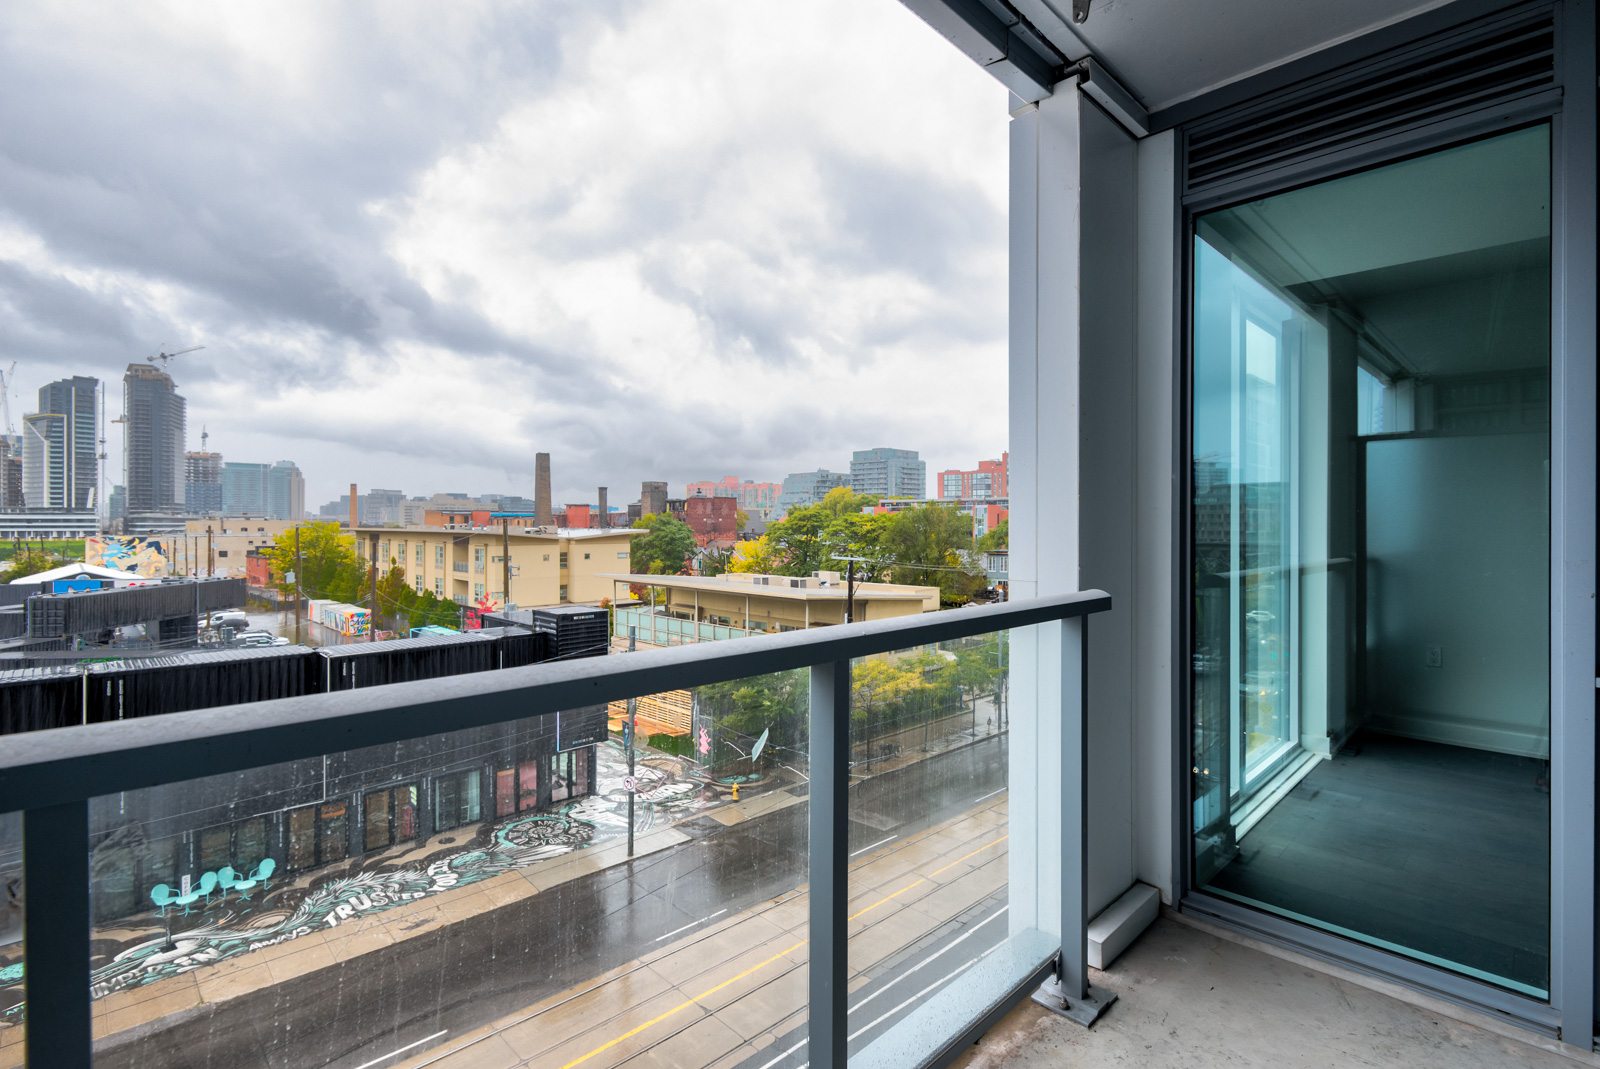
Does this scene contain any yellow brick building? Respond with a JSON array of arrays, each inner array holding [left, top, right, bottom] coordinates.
[[355, 525, 642, 609]]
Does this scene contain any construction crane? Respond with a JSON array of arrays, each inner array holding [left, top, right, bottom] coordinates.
[[0, 362, 14, 438], [146, 345, 204, 370]]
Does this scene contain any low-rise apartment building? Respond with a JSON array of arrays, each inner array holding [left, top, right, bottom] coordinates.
[[356, 525, 641, 608], [177, 516, 297, 578]]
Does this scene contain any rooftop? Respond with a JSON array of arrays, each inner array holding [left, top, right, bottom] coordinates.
[[355, 525, 642, 541], [598, 570, 939, 601]]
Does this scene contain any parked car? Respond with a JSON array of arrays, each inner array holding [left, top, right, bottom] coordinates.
[[210, 610, 249, 629], [231, 630, 289, 647]]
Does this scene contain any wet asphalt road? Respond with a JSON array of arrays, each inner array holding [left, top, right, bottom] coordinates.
[[95, 733, 1007, 1069]]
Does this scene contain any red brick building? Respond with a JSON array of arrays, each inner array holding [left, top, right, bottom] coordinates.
[[682, 495, 738, 546], [936, 453, 1008, 501]]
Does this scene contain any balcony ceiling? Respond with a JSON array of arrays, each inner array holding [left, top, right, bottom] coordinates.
[[957, 0, 1479, 114], [1021, 0, 1458, 110]]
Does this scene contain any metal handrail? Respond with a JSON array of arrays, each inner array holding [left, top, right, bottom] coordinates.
[[0, 589, 1109, 810], [5, 588, 1112, 1069]]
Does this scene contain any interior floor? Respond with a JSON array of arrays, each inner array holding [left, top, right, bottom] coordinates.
[[1205, 733, 1550, 993]]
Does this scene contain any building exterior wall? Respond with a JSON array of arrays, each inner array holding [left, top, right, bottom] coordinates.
[[123, 363, 186, 517], [21, 412, 65, 508], [180, 517, 297, 578], [29, 376, 98, 511], [777, 468, 850, 513], [937, 453, 1009, 501], [269, 461, 304, 520], [687, 477, 780, 516], [185, 452, 223, 516], [682, 495, 737, 545], [851, 447, 926, 500], [640, 481, 668, 517], [222, 462, 271, 516], [361, 527, 637, 609]]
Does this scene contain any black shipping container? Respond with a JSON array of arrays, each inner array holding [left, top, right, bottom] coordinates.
[[0, 608, 25, 640], [86, 645, 319, 723], [318, 631, 502, 690], [531, 605, 609, 661], [0, 667, 83, 733], [477, 625, 546, 668], [26, 578, 248, 638]]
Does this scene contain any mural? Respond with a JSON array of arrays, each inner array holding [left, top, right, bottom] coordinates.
[[87, 536, 170, 578], [0, 741, 779, 1027]]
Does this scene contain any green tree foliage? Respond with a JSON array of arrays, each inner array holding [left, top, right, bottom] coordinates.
[[5, 547, 60, 581], [977, 519, 1008, 553], [264, 522, 367, 602], [882, 504, 985, 603], [699, 544, 734, 577], [630, 514, 697, 576], [690, 636, 1009, 768]]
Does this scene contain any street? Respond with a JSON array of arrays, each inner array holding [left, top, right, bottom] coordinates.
[[94, 731, 1008, 1069]]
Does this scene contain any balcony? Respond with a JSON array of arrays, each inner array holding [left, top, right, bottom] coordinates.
[[0, 591, 1119, 1069]]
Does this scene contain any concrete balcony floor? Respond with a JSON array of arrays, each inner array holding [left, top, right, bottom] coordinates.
[[955, 915, 1599, 1069]]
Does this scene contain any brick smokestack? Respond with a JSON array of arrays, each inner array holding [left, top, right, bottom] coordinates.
[[597, 487, 607, 528], [349, 483, 358, 530], [534, 453, 552, 527]]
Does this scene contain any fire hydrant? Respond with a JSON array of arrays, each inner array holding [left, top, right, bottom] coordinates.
[[731, 782, 740, 801]]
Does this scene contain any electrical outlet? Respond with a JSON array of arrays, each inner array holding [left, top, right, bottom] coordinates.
[[1425, 645, 1443, 668]]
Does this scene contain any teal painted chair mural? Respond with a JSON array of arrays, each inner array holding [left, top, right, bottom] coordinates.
[[173, 872, 217, 916], [247, 858, 276, 895], [149, 884, 179, 917]]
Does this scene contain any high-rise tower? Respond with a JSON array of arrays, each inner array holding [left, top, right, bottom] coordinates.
[[24, 375, 98, 509], [123, 364, 187, 528]]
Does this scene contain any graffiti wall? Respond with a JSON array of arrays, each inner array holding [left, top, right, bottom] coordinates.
[[87, 536, 171, 578], [0, 740, 775, 1026]]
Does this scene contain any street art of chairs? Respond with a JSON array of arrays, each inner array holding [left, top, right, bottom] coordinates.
[[151, 858, 275, 917], [216, 867, 243, 902], [149, 884, 179, 917], [173, 872, 217, 916], [247, 858, 276, 893]]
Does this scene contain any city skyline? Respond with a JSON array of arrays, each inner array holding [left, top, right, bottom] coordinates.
[[0, 0, 1007, 512]]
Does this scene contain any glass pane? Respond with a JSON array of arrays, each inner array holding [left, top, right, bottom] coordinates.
[[495, 768, 516, 817], [0, 812, 19, 1061], [84, 681, 807, 1068], [365, 790, 393, 852], [846, 630, 1010, 1052], [1191, 124, 1552, 996]]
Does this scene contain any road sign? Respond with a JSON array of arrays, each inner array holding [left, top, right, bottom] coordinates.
[[622, 775, 638, 793]]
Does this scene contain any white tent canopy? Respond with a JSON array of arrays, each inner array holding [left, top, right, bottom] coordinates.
[[8, 562, 145, 586]]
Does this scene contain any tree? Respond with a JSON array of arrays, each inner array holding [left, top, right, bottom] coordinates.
[[817, 486, 878, 518], [763, 505, 832, 576], [263, 521, 367, 602], [699, 545, 735, 577], [5, 548, 59, 581], [882, 504, 984, 603], [728, 535, 778, 573], [977, 519, 1008, 553], [630, 514, 697, 575]]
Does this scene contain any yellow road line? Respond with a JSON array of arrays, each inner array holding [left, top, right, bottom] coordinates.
[[559, 940, 806, 1069], [847, 834, 1008, 922], [557, 830, 1009, 1069]]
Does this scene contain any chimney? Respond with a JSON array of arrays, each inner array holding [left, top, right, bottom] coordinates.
[[349, 483, 358, 530], [534, 453, 552, 527], [597, 487, 608, 528]]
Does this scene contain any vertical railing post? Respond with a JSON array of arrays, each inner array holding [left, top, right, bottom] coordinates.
[[24, 799, 92, 1068], [1032, 614, 1116, 1024], [808, 659, 850, 1069]]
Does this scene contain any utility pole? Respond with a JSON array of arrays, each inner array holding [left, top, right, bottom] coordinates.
[[205, 525, 214, 630], [627, 625, 637, 858], [501, 518, 511, 611], [834, 555, 871, 624], [369, 534, 378, 642], [293, 526, 302, 646]]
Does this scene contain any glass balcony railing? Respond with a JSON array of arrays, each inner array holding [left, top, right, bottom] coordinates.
[[0, 590, 1108, 1069]]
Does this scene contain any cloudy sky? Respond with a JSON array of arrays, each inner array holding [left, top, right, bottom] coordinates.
[[0, 0, 1008, 511]]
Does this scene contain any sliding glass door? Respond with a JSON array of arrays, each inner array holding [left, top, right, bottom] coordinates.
[[1190, 125, 1552, 996]]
